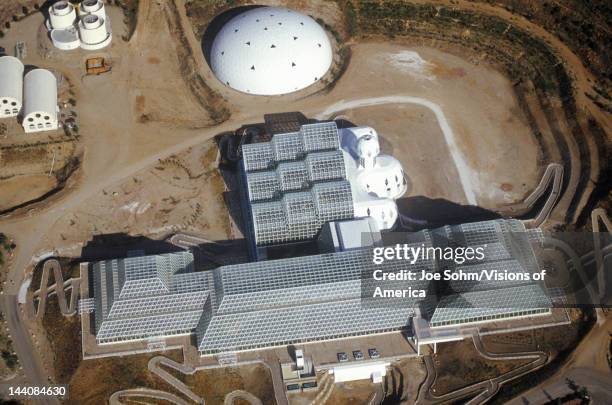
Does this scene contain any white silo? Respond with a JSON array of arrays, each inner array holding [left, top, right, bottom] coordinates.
[[22, 69, 59, 134], [79, 0, 106, 20], [78, 13, 112, 50], [0, 56, 24, 118], [49, 1, 77, 30]]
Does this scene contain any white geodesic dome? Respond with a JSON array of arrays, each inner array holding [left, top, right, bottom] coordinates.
[[210, 7, 333, 95]]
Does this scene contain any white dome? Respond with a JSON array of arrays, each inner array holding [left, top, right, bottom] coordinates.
[[210, 7, 333, 95]]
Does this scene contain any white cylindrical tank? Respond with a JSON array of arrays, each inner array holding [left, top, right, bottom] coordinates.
[[22, 69, 59, 134], [78, 14, 111, 50], [49, 1, 77, 30], [79, 0, 106, 19], [0, 56, 24, 118]]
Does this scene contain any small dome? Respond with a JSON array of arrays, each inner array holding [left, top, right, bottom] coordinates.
[[210, 7, 333, 95]]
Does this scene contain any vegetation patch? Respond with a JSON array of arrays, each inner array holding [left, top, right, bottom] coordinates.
[[42, 296, 81, 384], [432, 339, 528, 395], [68, 351, 183, 405], [182, 363, 275, 405], [490, 308, 596, 403]]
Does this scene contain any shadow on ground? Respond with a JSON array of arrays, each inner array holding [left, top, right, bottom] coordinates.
[[201, 5, 264, 67], [397, 196, 501, 231]]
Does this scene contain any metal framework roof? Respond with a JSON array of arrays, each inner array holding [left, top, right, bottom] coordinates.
[[429, 284, 551, 327], [92, 251, 210, 344], [250, 180, 354, 245], [197, 247, 431, 353], [242, 122, 354, 246], [89, 219, 553, 352], [242, 121, 340, 172], [246, 150, 346, 202]]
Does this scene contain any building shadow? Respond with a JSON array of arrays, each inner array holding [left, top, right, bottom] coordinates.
[[80, 233, 184, 262], [396, 196, 501, 231], [80, 232, 249, 270]]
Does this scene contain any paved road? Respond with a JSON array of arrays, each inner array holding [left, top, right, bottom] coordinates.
[[260, 352, 290, 405], [1, 295, 59, 405], [112, 355, 271, 405]]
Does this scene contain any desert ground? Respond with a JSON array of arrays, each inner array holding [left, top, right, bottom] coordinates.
[[0, 0, 609, 404]]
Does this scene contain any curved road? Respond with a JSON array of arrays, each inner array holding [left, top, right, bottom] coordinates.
[[33, 259, 79, 318], [109, 388, 191, 405], [416, 333, 547, 404], [316, 96, 477, 205], [224, 390, 263, 405], [0, 1, 607, 402], [111, 355, 268, 405]]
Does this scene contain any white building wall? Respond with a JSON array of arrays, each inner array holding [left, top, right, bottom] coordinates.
[[330, 362, 389, 383], [22, 69, 59, 133], [0, 56, 24, 118], [340, 126, 408, 231]]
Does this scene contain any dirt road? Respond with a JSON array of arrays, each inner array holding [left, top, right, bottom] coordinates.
[[0, 0, 605, 399], [316, 95, 477, 205]]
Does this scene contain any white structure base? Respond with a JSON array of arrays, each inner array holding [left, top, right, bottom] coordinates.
[[50, 28, 81, 50], [0, 99, 21, 118], [80, 32, 112, 50], [330, 362, 390, 383], [23, 121, 59, 134]]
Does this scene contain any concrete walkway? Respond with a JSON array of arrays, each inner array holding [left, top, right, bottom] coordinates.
[[33, 258, 79, 319], [109, 388, 191, 405], [416, 333, 547, 404], [224, 390, 263, 405]]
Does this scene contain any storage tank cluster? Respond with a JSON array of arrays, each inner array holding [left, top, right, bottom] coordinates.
[[0, 56, 59, 134], [47, 0, 112, 51]]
